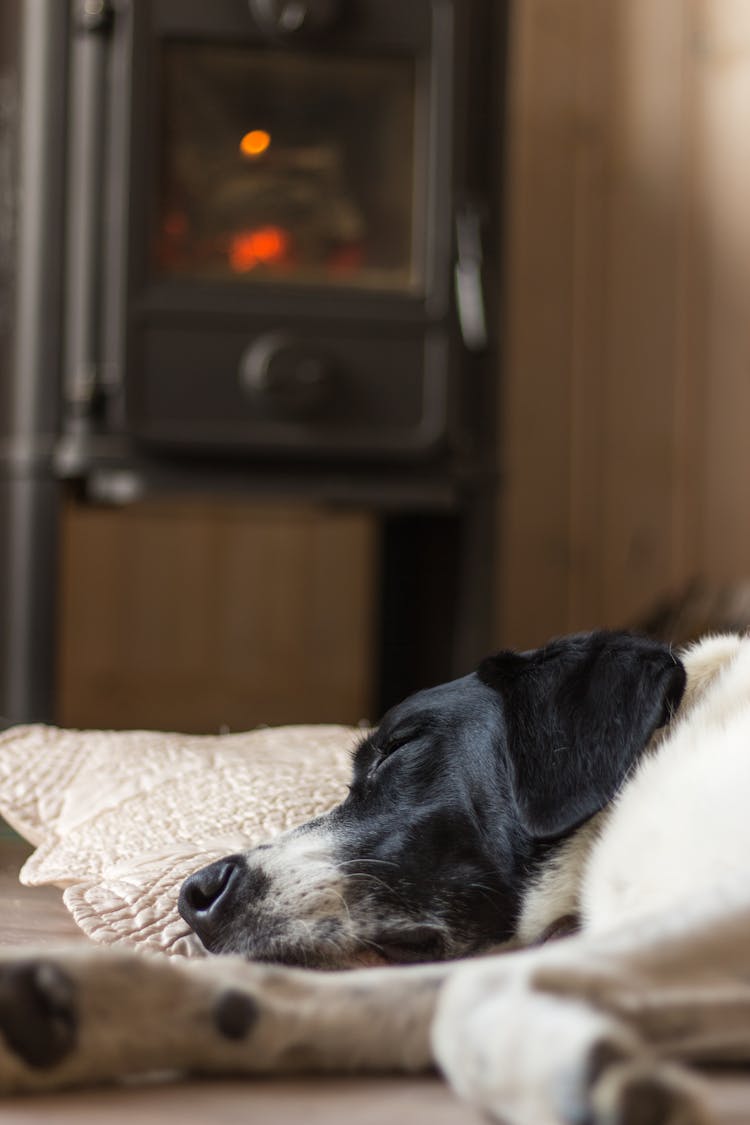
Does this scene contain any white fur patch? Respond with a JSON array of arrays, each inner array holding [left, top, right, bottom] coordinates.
[[516, 817, 602, 945], [581, 633, 750, 933], [517, 633, 750, 943], [240, 825, 420, 965], [251, 826, 341, 915]]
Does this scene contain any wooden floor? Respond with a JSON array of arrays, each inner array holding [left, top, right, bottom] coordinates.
[[1, 840, 750, 1123]]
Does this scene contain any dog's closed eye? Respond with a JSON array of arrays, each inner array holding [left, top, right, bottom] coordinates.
[[366, 731, 420, 779]]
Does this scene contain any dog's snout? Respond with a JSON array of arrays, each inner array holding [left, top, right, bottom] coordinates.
[[179, 854, 269, 949], [181, 857, 239, 914]]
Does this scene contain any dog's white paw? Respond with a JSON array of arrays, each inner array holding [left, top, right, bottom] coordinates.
[[432, 964, 642, 1125], [432, 961, 714, 1125]]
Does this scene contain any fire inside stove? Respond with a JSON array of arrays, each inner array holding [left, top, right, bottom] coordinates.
[[155, 43, 419, 292]]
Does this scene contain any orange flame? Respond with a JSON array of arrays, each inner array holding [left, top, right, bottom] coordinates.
[[229, 226, 290, 272], [240, 129, 271, 158]]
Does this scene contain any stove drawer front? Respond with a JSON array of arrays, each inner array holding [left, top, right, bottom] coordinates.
[[126, 323, 451, 459]]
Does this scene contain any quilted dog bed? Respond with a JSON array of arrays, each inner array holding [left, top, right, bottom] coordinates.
[[0, 723, 358, 956]]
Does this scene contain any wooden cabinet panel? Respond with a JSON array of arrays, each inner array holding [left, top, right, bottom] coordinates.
[[57, 498, 377, 732]]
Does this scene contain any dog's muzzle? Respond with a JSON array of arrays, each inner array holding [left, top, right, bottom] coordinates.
[[178, 855, 267, 950], [178, 832, 455, 966]]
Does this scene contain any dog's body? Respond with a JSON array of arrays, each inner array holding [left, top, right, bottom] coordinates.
[[2, 630, 750, 1125]]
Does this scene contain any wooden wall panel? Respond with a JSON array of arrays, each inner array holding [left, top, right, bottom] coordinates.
[[698, 0, 750, 577], [496, 0, 603, 644], [597, 0, 691, 625], [495, 0, 750, 648], [57, 498, 377, 732]]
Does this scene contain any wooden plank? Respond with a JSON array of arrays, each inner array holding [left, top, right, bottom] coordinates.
[[494, 0, 750, 643], [0, 841, 85, 948], [695, 0, 750, 578], [566, 0, 614, 630], [57, 498, 376, 732], [0, 1077, 486, 1125], [597, 0, 692, 625], [496, 0, 588, 646], [670, 0, 707, 591]]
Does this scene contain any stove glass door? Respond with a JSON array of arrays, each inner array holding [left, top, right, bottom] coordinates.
[[155, 43, 420, 293]]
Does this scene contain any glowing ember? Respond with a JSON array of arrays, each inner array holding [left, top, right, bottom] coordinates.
[[239, 129, 271, 158], [229, 226, 290, 272]]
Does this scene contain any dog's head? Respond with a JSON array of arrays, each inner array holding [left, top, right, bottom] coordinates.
[[178, 631, 685, 966]]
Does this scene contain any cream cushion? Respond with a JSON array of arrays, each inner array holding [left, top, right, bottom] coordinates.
[[0, 723, 358, 956]]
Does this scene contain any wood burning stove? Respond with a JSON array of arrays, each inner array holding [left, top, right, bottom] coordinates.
[[1, 0, 504, 723]]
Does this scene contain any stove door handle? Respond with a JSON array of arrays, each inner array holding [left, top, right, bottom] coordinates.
[[62, 0, 115, 440], [454, 204, 488, 353]]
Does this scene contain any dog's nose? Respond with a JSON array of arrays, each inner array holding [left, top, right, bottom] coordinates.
[[178, 855, 243, 944]]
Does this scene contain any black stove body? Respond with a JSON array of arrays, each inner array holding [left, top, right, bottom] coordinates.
[[0, 0, 504, 723]]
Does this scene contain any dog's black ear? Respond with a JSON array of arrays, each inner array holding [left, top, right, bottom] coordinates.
[[478, 631, 686, 840]]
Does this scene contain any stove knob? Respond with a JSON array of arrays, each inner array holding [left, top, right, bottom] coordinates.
[[248, 0, 341, 38], [240, 334, 335, 415]]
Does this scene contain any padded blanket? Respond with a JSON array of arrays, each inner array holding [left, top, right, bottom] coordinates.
[[0, 723, 358, 956]]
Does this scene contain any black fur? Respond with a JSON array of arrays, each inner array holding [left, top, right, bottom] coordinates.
[[0, 961, 77, 1068], [180, 631, 686, 965], [214, 991, 260, 1041], [477, 632, 686, 837]]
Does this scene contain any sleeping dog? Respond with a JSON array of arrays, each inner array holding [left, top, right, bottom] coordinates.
[[177, 629, 687, 964], [2, 629, 750, 1125]]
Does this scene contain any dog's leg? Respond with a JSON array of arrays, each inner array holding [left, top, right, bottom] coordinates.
[[0, 945, 450, 1093], [434, 967, 716, 1125], [433, 899, 750, 1125]]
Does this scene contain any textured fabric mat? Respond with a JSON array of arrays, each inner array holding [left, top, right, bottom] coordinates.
[[0, 724, 358, 955]]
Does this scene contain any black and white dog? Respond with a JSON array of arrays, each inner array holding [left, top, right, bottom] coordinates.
[[2, 629, 750, 1125], [177, 630, 687, 965]]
